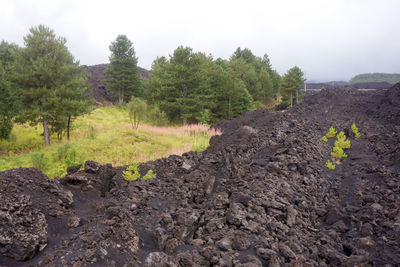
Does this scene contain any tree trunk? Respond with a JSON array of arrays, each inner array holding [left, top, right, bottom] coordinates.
[[228, 95, 232, 119], [276, 88, 279, 104], [296, 89, 299, 104], [290, 93, 293, 108], [43, 115, 50, 146], [67, 116, 71, 141]]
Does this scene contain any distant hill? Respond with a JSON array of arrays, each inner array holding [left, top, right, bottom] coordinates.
[[349, 73, 400, 85], [85, 64, 150, 104]]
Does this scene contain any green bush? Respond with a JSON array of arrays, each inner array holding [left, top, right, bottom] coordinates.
[[122, 163, 141, 181], [331, 146, 348, 164], [351, 123, 361, 138], [335, 131, 351, 149], [321, 136, 328, 142], [30, 152, 48, 171], [325, 159, 335, 170], [142, 169, 156, 180], [326, 126, 337, 138], [122, 163, 156, 182]]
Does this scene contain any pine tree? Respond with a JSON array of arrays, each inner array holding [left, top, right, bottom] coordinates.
[[0, 41, 19, 140], [12, 25, 91, 146], [104, 35, 142, 102], [280, 66, 306, 107]]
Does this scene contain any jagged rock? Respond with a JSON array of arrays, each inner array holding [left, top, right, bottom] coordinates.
[[0, 193, 48, 261], [84, 160, 101, 174], [144, 252, 176, 267], [66, 213, 80, 228], [67, 164, 82, 175], [1, 86, 400, 265]]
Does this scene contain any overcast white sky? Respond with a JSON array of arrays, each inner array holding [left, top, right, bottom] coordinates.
[[1, 0, 399, 81]]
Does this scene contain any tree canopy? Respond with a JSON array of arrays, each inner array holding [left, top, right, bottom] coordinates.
[[145, 46, 279, 124], [11, 25, 91, 145], [104, 35, 142, 102], [280, 66, 306, 107], [0, 41, 19, 140]]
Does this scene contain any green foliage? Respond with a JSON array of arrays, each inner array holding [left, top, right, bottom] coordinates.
[[11, 25, 91, 146], [146, 105, 169, 126], [335, 131, 351, 149], [0, 42, 19, 140], [127, 97, 147, 129], [30, 152, 48, 171], [146, 46, 278, 124], [331, 146, 348, 163], [325, 160, 336, 170], [321, 136, 328, 142], [142, 169, 156, 180], [351, 123, 361, 138], [122, 163, 141, 181], [105, 35, 142, 102], [123, 163, 156, 182], [280, 66, 306, 107], [349, 73, 400, 85], [326, 126, 337, 138]]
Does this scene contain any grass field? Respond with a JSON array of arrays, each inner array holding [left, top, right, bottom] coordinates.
[[0, 106, 220, 178]]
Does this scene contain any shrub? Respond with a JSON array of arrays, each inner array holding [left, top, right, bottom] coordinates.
[[321, 136, 328, 142], [331, 146, 348, 164], [142, 169, 156, 180], [122, 163, 156, 182], [127, 97, 147, 129], [326, 160, 336, 170], [351, 123, 361, 138], [326, 126, 337, 138], [122, 163, 141, 181], [335, 131, 351, 149], [30, 152, 48, 171]]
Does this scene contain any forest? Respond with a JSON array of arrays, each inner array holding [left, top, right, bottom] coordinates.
[[349, 73, 400, 85]]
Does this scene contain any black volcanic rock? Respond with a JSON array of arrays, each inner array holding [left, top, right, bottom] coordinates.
[[85, 64, 150, 104], [1, 85, 400, 266]]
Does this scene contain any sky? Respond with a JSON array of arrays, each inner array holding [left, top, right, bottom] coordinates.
[[1, 0, 399, 82]]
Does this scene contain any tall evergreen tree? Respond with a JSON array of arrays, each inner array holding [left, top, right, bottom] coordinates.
[[0, 41, 19, 140], [104, 35, 142, 102], [0, 68, 18, 140], [12, 25, 91, 146]]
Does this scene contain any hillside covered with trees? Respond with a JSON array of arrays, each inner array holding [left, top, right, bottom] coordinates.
[[0, 25, 307, 146], [349, 73, 400, 85]]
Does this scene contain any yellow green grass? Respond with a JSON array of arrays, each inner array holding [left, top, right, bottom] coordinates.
[[0, 106, 220, 178]]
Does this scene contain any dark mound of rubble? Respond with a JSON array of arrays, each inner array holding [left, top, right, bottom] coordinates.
[[85, 64, 150, 105], [1, 85, 400, 266]]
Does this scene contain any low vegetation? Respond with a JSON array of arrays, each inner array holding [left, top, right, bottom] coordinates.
[[323, 126, 354, 169], [122, 163, 156, 182], [351, 122, 361, 138], [0, 106, 220, 178]]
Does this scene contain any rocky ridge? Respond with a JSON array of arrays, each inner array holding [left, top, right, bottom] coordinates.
[[1, 84, 400, 266]]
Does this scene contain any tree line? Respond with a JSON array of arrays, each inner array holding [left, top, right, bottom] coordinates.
[[349, 73, 400, 85], [0, 25, 305, 146]]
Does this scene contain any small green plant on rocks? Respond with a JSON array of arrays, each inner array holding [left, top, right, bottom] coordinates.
[[321, 136, 328, 142], [351, 123, 361, 138], [325, 159, 336, 170], [335, 131, 351, 149], [326, 126, 337, 138], [122, 163, 141, 181], [331, 146, 348, 164], [142, 170, 156, 180], [122, 163, 156, 182]]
